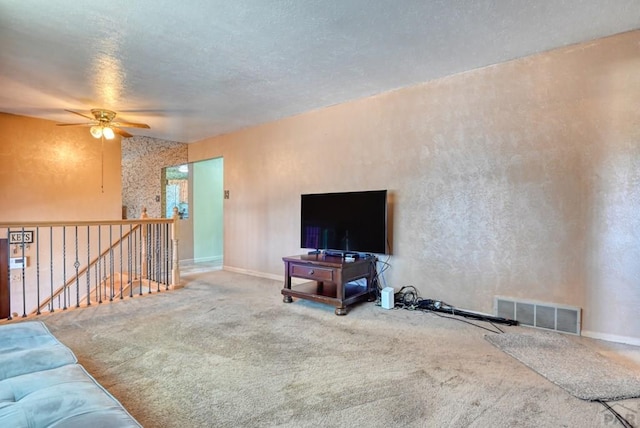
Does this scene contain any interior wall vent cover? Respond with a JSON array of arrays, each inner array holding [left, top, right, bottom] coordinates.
[[494, 296, 581, 335]]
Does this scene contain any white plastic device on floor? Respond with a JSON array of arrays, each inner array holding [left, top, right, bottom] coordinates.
[[381, 287, 394, 309]]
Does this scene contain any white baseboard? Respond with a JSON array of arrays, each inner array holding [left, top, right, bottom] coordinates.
[[582, 330, 640, 346], [223, 266, 282, 282], [180, 256, 223, 265], [195, 255, 223, 263], [222, 266, 333, 285]]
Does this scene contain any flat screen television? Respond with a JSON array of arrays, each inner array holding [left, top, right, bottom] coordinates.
[[300, 189, 388, 255]]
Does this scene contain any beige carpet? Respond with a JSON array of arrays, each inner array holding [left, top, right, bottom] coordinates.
[[486, 330, 640, 401], [19, 270, 640, 427]]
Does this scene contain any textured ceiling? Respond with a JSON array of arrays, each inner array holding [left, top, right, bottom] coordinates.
[[1, 1, 639, 143]]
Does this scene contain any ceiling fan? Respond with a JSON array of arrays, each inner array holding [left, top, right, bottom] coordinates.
[[56, 109, 150, 139]]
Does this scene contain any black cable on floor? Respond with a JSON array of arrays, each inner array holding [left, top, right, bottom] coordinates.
[[391, 287, 517, 333], [597, 400, 635, 428], [425, 309, 505, 334]]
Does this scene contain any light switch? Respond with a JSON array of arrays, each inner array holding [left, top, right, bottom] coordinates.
[[10, 256, 28, 269]]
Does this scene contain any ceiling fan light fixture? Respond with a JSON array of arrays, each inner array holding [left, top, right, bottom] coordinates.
[[102, 126, 115, 140], [60, 109, 148, 140], [90, 125, 103, 139]]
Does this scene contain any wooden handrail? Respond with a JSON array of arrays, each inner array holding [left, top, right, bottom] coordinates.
[[0, 218, 172, 228]]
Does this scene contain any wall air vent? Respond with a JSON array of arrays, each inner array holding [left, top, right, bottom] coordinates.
[[494, 296, 581, 335]]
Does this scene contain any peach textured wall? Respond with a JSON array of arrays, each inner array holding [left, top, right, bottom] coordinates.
[[189, 31, 640, 344], [0, 113, 121, 221]]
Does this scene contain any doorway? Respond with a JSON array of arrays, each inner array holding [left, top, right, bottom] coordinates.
[[162, 159, 224, 268], [192, 158, 224, 267], [163, 164, 189, 219]]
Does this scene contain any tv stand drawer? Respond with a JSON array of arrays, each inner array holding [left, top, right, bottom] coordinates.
[[290, 264, 334, 282]]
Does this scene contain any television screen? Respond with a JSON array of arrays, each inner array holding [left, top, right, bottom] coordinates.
[[301, 190, 388, 255]]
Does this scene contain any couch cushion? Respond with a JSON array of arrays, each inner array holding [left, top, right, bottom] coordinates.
[[0, 321, 77, 381], [0, 364, 141, 427], [0, 321, 141, 427]]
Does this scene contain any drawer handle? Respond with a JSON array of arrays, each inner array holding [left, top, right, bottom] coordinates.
[[309, 269, 314, 275]]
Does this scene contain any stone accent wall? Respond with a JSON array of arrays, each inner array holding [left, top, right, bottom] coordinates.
[[122, 136, 187, 219]]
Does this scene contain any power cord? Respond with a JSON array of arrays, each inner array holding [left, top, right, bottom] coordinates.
[[369, 257, 516, 333], [370, 255, 390, 301], [390, 286, 518, 334], [597, 400, 635, 428]]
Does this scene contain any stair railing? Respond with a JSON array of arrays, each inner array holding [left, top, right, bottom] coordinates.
[[0, 208, 180, 320]]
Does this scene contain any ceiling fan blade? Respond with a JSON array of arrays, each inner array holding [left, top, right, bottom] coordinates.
[[56, 123, 92, 126], [65, 109, 96, 121], [113, 127, 133, 138], [111, 121, 150, 129]]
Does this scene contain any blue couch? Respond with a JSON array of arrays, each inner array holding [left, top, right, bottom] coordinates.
[[0, 321, 141, 427]]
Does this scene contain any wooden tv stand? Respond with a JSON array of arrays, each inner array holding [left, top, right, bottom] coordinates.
[[281, 254, 376, 315]]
